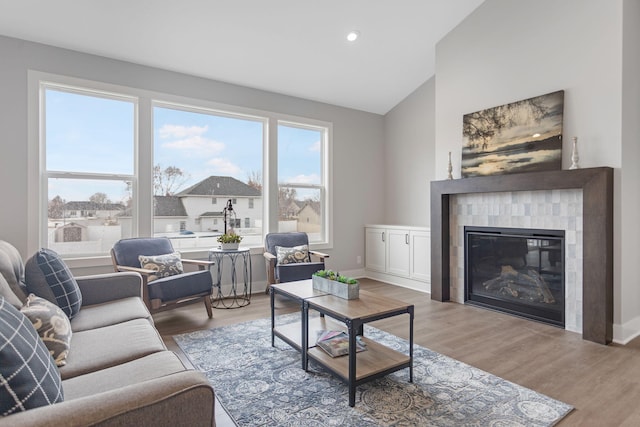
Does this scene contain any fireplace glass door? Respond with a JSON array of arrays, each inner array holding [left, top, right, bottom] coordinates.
[[464, 226, 565, 327]]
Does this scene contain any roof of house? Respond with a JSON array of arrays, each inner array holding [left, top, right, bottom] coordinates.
[[153, 196, 188, 217], [58, 222, 87, 229], [64, 201, 125, 211], [298, 201, 321, 216], [177, 176, 261, 197]]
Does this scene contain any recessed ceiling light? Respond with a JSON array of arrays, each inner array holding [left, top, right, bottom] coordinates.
[[347, 31, 360, 42], [532, 133, 541, 138]]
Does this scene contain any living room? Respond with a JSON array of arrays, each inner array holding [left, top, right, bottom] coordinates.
[[1, 0, 640, 425]]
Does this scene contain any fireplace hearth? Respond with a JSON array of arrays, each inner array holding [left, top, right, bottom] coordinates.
[[465, 226, 565, 327]]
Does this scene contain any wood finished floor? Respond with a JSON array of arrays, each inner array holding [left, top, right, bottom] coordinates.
[[154, 278, 640, 427]]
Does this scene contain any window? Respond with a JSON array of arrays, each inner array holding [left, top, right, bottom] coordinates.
[[34, 74, 331, 258], [277, 122, 328, 243], [153, 104, 264, 249], [42, 85, 135, 256]]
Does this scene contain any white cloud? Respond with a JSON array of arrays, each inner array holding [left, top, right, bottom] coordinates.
[[159, 124, 208, 139], [162, 136, 225, 157], [158, 124, 226, 157], [309, 140, 321, 152], [207, 158, 242, 175]]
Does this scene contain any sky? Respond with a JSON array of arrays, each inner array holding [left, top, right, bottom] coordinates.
[[45, 88, 322, 203]]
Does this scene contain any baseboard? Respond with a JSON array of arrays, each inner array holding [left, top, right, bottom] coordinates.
[[363, 270, 430, 294], [612, 316, 640, 345], [249, 268, 429, 295], [341, 268, 366, 279]]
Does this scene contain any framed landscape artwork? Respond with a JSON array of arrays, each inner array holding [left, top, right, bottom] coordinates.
[[461, 90, 564, 178]]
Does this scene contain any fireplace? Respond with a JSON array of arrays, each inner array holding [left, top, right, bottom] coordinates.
[[430, 167, 613, 344], [464, 226, 564, 327]]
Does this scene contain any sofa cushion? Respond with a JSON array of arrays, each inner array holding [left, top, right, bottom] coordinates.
[[62, 351, 187, 400], [276, 244, 310, 264], [58, 318, 166, 380], [20, 294, 72, 367], [139, 252, 183, 282], [0, 297, 64, 415], [70, 296, 151, 332], [24, 249, 82, 319]]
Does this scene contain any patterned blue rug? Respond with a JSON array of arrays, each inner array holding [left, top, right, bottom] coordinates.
[[174, 314, 572, 426]]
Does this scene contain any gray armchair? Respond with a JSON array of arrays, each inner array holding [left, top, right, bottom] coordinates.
[[111, 237, 214, 318], [263, 232, 329, 294]]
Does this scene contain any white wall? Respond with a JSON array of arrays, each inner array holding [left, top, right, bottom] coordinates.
[[435, 0, 623, 174], [431, 0, 640, 343], [383, 77, 435, 226], [618, 0, 640, 340], [0, 35, 386, 282]]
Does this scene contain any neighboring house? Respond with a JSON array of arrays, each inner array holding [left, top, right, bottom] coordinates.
[[153, 196, 189, 234], [118, 176, 263, 237], [279, 200, 302, 220], [297, 201, 321, 234], [177, 176, 263, 233], [118, 195, 189, 237], [61, 201, 125, 221]]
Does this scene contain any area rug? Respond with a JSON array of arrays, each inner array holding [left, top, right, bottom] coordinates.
[[174, 314, 573, 426]]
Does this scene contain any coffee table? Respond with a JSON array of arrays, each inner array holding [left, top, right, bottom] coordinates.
[[303, 290, 414, 407], [270, 280, 331, 368], [270, 280, 414, 407]]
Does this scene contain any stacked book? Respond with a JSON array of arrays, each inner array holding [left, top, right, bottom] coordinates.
[[315, 330, 367, 357]]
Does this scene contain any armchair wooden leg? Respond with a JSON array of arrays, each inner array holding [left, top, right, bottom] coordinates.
[[204, 296, 213, 319]]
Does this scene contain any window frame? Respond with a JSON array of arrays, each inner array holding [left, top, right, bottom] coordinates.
[[33, 79, 140, 261], [28, 71, 333, 266], [276, 120, 330, 245]]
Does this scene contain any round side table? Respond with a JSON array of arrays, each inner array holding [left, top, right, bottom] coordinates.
[[208, 247, 252, 308]]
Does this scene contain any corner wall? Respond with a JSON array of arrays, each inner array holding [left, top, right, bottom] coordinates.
[[383, 77, 435, 226], [617, 0, 640, 341]]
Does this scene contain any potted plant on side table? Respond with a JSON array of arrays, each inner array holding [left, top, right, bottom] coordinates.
[[312, 270, 359, 300], [217, 231, 243, 250]]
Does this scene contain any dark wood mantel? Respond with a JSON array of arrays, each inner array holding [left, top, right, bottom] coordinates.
[[430, 167, 613, 344]]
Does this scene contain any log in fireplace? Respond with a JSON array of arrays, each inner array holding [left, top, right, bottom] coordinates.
[[465, 226, 565, 327]]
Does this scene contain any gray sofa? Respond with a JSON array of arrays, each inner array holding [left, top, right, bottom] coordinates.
[[0, 241, 215, 427]]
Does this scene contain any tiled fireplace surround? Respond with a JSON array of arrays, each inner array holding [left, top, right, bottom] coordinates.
[[430, 167, 613, 344], [449, 189, 582, 332]]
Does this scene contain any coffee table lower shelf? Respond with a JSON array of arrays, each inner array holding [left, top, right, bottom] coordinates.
[[275, 319, 412, 400], [273, 317, 342, 352], [307, 338, 411, 382]]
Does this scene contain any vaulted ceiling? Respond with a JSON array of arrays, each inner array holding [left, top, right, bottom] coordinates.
[[0, 0, 484, 114]]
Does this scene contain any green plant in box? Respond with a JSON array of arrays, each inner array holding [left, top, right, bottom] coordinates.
[[314, 270, 358, 285]]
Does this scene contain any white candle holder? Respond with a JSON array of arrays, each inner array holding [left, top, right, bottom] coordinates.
[[569, 137, 580, 170]]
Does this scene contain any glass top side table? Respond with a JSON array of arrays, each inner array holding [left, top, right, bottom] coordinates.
[[208, 247, 252, 308]]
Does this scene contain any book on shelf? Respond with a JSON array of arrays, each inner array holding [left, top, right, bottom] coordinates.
[[315, 330, 367, 358]]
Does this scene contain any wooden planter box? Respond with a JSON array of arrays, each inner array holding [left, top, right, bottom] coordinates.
[[312, 276, 359, 300]]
